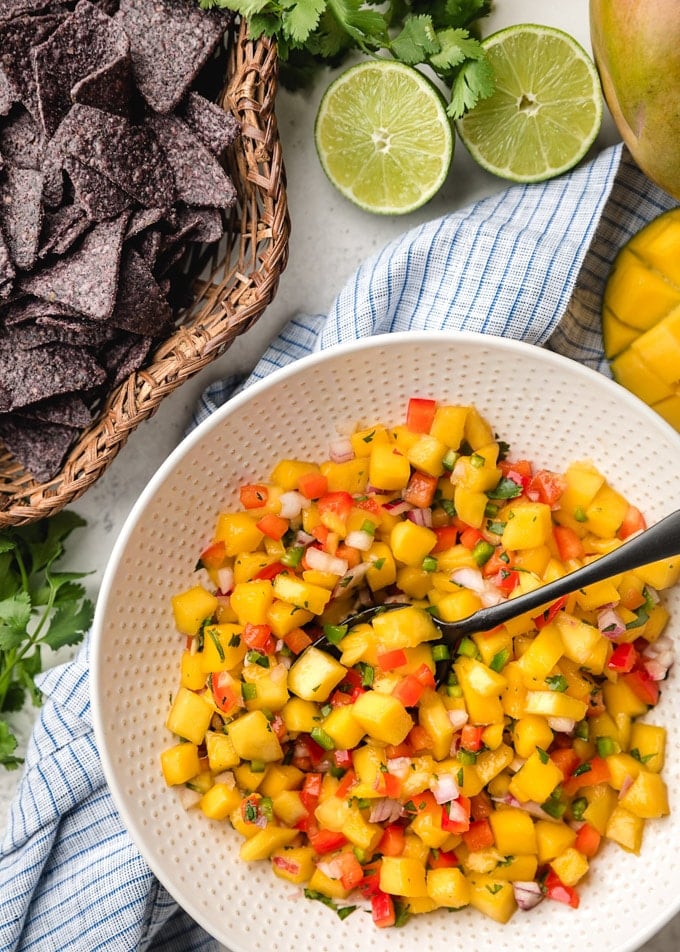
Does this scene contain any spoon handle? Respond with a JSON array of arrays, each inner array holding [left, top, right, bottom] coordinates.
[[450, 507, 680, 640]]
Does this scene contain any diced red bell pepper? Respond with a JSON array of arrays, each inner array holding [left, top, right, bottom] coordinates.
[[334, 850, 365, 890], [432, 524, 459, 553], [333, 748, 353, 770], [460, 724, 484, 752], [563, 756, 611, 796], [253, 560, 288, 581], [377, 648, 408, 671], [461, 817, 494, 852], [413, 663, 436, 688], [533, 595, 568, 631], [335, 768, 357, 799], [406, 396, 437, 434], [407, 725, 433, 753], [358, 862, 382, 898], [371, 890, 396, 928], [297, 471, 328, 500], [392, 674, 425, 708], [243, 622, 274, 653], [197, 539, 227, 570], [526, 469, 567, 507], [317, 491, 354, 532], [492, 567, 521, 595], [210, 671, 239, 713], [622, 667, 660, 706], [239, 483, 269, 509], [309, 829, 349, 854], [618, 504, 647, 540], [498, 458, 533, 490], [255, 512, 289, 540], [441, 795, 471, 833], [375, 771, 402, 799], [574, 822, 602, 858], [550, 746, 581, 779], [299, 772, 323, 812], [543, 869, 580, 908], [459, 526, 485, 550], [428, 849, 460, 869], [272, 853, 302, 876], [553, 524, 585, 562], [282, 626, 313, 655], [403, 470, 438, 508], [607, 642, 639, 673], [378, 823, 406, 857]]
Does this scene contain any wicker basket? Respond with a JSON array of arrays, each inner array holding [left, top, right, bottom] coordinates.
[[0, 18, 290, 527]]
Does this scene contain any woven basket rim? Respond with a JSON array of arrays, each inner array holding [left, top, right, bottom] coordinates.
[[0, 18, 290, 527]]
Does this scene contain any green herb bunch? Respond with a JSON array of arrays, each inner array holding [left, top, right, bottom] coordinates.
[[0, 512, 94, 769], [200, 0, 496, 118]]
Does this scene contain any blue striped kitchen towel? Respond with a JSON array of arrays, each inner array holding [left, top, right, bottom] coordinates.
[[1, 142, 677, 952]]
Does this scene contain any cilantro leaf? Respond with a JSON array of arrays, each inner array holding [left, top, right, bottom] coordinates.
[[282, 0, 326, 43], [447, 54, 494, 117], [0, 514, 92, 770], [390, 14, 439, 65]]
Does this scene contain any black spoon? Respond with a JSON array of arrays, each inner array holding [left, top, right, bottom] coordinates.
[[311, 507, 680, 686]]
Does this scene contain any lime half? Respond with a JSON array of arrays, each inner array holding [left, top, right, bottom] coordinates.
[[314, 60, 453, 215], [456, 24, 603, 183]]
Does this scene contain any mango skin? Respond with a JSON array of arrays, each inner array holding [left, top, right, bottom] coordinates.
[[590, 0, 680, 199]]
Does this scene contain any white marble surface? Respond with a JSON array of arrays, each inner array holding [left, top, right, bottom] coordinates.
[[2, 2, 679, 948]]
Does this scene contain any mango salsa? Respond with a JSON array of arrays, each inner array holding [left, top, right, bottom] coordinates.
[[162, 395, 675, 930]]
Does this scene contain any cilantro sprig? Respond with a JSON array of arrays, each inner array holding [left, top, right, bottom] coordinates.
[[200, 0, 495, 118], [0, 511, 94, 770]]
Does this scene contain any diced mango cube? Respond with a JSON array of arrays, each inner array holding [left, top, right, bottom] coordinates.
[[371, 605, 440, 650], [171, 585, 219, 636], [502, 502, 553, 549], [619, 769, 670, 818], [228, 710, 283, 762], [427, 867, 471, 908], [468, 875, 516, 923], [352, 690, 413, 745], [214, 511, 264, 556], [508, 750, 563, 803], [534, 819, 577, 863], [239, 826, 299, 861], [200, 623, 246, 672], [165, 687, 213, 744], [605, 805, 645, 853], [205, 730, 240, 772], [389, 520, 437, 566], [272, 573, 332, 616], [322, 705, 366, 750], [160, 742, 201, 786], [287, 646, 346, 702], [550, 847, 589, 887], [369, 443, 411, 491], [380, 856, 429, 898], [489, 806, 537, 855], [271, 845, 316, 884], [229, 580, 275, 626], [200, 782, 242, 820]]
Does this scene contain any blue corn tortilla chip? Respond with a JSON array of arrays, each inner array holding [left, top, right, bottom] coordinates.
[[19, 212, 129, 320], [0, 14, 65, 120], [59, 103, 176, 209], [0, 227, 16, 298], [15, 392, 93, 427], [179, 92, 240, 157], [146, 113, 236, 209], [110, 246, 172, 336], [64, 155, 132, 220], [0, 337, 106, 409], [102, 331, 153, 387], [0, 413, 79, 482], [33, 0, 132, 136], [114, 0, 231, 114], [0, 107, 45, 170], [38, 204, 91, 258], [0, 164, 44, 270]]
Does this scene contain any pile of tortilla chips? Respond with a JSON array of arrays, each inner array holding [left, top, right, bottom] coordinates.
[[0, 0, 241, 482]]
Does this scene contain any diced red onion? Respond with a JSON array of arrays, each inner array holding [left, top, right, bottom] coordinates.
[[450, 567, 484, 594], [509, 756, 526, 774], [386, 757, 411, 779], [369, 798, 404, 824], [646, 585, 660, 605], [382, 499, 410, 516], [431, 773, 460, 805], [493, 795, 552, 820], [513, 881, 544, 910], [279, 491, 309, 519], [216, 566, 234, 594], [547, 717, 576, 734], [305, 545, 349, 576], [481, 585, 505, 607], [332, 562, 370, 597], [619, 774, 634, 799], [329, 437, 354, 463], [177, 786, 202, 810], [597, 607, 626, 640], [295, 530, 315, 546], [316, 858, 342, 880], [213, 770, 236, 787], [345, 529, 374, 552], [643, 659, 668, 681], [447, 709, 469, 731], [406, 507, 432, 527]]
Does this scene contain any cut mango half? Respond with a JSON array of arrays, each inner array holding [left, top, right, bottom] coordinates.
[[602, 207, 680, 431]]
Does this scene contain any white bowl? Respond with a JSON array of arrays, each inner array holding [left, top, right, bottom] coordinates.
[[91, 331, 680, 952]]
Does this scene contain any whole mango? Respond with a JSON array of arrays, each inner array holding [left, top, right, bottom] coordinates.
[[602, 208, 680, 431], [590, 0, 680, 199]]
